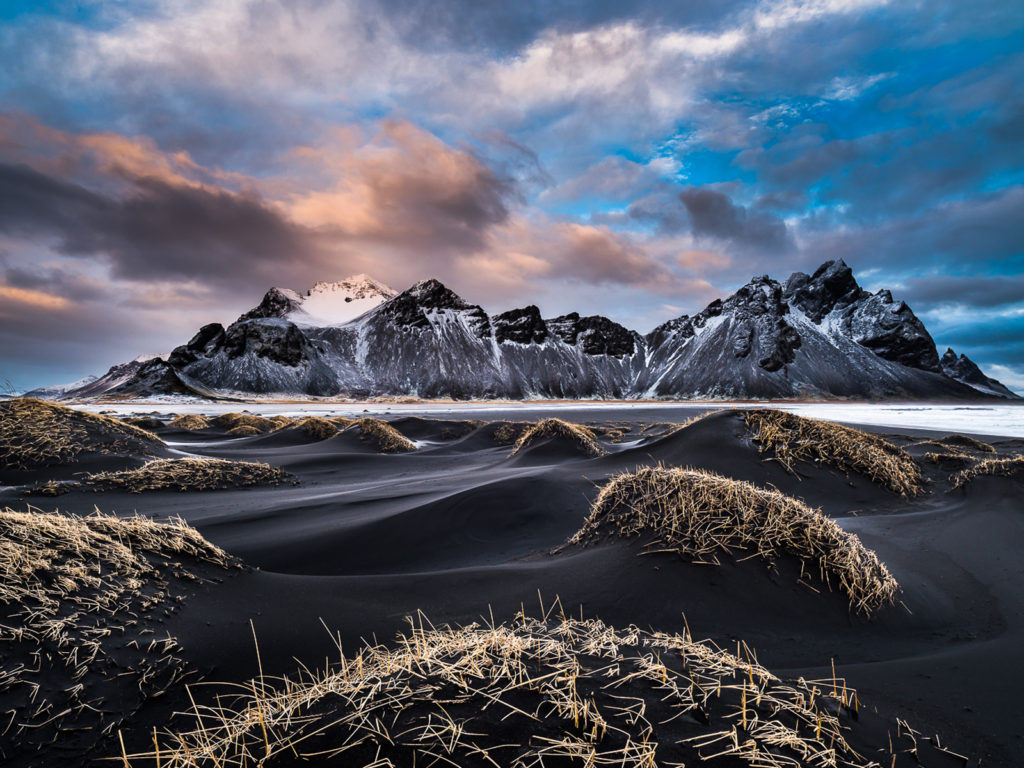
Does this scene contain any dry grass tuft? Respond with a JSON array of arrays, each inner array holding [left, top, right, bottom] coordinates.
[[913, 434, 995, 454], [74, 457, 294, 493], [227, 424, 262, 437], [348, 418, 416, 453], [0, 506, 237, 760], [296, 416, 339, 440], [0, 398, 164, 470], [124, 416, 165, 430], [570, 466, 898, 615], [169, 413, 211, 431], [121, 610, 931, 768], [511, 418, 606, 457], [440, 419, 483, 440], [492, 420, 530, 445], [950, 455, 1024, 489], [329, 415, 354, 429], [215, 413, 279, 433], [745, 409, 922, 497]]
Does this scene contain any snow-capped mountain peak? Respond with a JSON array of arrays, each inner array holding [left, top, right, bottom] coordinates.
[[240, 275, 398, 327]]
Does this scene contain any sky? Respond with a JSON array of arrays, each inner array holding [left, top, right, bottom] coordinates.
[[0, 0, 1022, 393]]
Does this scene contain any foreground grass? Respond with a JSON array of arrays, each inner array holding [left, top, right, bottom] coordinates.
[[950, 455, 1024, 489], [0, 398, 163, 470], [120, 610, 945, 768], [0, 507, 237, 761], [42, 457, 295, 494], [511, 418, 606, 457], [348, 418, 416, 453], [570, 466, 898, 615], [745, 409, 922, 497]]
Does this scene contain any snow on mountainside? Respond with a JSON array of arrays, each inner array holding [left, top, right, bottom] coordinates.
[[60, 262, 1020, 401], [23, 374, 99, 400], [240, 275, 397, 327]]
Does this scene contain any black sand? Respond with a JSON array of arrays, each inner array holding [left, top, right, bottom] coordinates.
[[1, 406, 1022, 766]]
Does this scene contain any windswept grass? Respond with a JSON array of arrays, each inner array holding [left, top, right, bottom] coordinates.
[[169, 413, 211, 431], [348, 418, 416, 453], [492, 420, 530, 445], [124, 416, 165, 430], [745, 409, 922, 497], [916, 434, 996, 454], [215, 413, 280, 434], [569, 466, 898, 615], [0, 507, 237, 761], [0, 398, 164, 470], [119, 610, 935, 768], [71, 457, 294, 493], [296, 416, 339, 440], [227, 424, 262, 437], [511, 418, 606, 457], [951, 455, 1024, 489]]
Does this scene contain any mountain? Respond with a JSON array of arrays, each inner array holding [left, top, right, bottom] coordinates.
[[23, 374, 99, 400], [239, 275, 397, 327], [940, 347, 1017, 399], [62, 262, 1019, 401]]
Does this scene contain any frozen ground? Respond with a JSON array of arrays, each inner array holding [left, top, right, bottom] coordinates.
[[70, 400, 1024, 438]]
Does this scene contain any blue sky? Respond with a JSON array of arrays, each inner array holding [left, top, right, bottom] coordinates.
[[0, 0, 1022, 392]]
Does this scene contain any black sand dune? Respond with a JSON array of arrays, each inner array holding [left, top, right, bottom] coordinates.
[[1, 403, 1023, 766]]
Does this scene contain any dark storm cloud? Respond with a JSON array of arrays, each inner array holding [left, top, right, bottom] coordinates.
[[679, 187, 792, 251], [901, 275, 1024, 310], [0, 162, 322, 291]]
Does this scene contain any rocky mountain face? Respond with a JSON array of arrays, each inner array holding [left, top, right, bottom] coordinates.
[[940, 348, 1017, 399], [60, 262, 1018, 401]]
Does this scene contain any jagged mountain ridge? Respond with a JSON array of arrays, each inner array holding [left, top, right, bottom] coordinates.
[[66, 261, 1017, 401]]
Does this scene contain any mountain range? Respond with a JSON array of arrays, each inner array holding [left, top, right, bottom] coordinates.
[[41, 260, 1018, 401]]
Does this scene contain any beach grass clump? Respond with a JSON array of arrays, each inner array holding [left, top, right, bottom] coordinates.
[[77, 457, 294, 493], [950, 455, 1024, 489], [0, 506, 237, 760], [745, 409, 922, 497], [492, 420, 530, 445], [227, 424, 263, 437], [169, 413, 212, 431], [122, 609, 934, 768], [0, 398, 164, 470], [923, 450, 975, 470], [348, 418, 415, 453], [124, 416, 165, 430], [570, 466, 898, 615], [296, 416, 339, 440], [440, 419, 483, 440], [510, 418, 606, 457], [215, 412, 279, 433]]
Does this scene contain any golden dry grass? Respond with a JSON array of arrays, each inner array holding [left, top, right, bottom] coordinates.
[[169, 413, 212, 431], [950, 455, 1024, 489], [296, 416, 339, 440], [510, 418, 606, 457], [914, 434, 996, 454], [72, 457, 294, 493], [0, 398, 164, 470], [745, 409, 922, 497], [492, 420, 530, 445], [227, 424, 263, 437], [118, 609, 932, 768], [329, 415, 355, 428], [124, 416, 165, 430], [0, 507, 237, 757], [569, 466, 898, 615], [347, 418, 416, 453], [215, 412, 280, 433]]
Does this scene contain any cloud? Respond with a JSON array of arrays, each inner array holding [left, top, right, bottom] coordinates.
[[0, 161, 326, 292], [679, 186, 793, 250], [900, 275, 1024, 309], [287, 120, 515, 254]]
